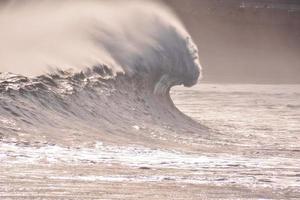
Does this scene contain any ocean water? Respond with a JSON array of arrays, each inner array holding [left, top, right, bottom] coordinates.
[[0, 1, 299, 198], [175, 84, 300, 192], [1, 83, 299, 199], [172, 84, 300, 151]]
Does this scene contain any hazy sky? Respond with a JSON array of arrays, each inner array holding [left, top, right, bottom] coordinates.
[[0, 0, 299, 83], [164, 0, 300, 83]]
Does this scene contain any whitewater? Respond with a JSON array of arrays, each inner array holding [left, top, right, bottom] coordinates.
[[0, 0, 204, 146], [0, 0, 299, 199]]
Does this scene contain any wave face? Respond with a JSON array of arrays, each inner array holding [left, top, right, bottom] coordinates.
[[0, 0, 204, 144]]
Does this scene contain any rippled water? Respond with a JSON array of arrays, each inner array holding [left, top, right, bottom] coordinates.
[[172, 84, 300, 193], [172, 84, 300, 150], [1, 84, 300, 199]]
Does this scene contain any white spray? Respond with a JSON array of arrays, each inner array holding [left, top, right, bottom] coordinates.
[[0, 0, 201, 87]]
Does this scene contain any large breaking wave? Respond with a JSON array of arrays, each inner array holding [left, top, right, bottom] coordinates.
[[0, 0, 204, 144]]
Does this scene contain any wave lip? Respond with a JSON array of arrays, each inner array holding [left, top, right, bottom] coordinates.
[[0, 0, 201, 93], [0, 0, 204, 144], [0, 65, 206, 146]]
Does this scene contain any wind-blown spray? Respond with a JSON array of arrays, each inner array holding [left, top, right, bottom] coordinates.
[[0, 0, 205, 142], [0, 0, 201, 89]]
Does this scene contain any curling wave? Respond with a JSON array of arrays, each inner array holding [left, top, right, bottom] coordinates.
[[0, 67, 205, 145], [0, 0, 204, 144], [0, 0, 201, 91]]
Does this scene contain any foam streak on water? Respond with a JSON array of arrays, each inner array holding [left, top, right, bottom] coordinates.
[[1, 84, 300, 199], [0, 141, 299, 189]]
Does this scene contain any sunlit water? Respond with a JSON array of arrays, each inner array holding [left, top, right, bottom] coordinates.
[[172, 84, 300, 191], [172, 84, 300, 149], [1, 84, 300, 199]]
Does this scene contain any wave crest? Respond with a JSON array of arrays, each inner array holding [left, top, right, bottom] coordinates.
[[0, 1, 205, 143], [0, 0, 201, 93], [0, 66, 206, 145]]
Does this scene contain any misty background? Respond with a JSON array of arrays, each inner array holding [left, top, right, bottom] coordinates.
[[163, 0, 300, 84], [0, 0, 299, 84]]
